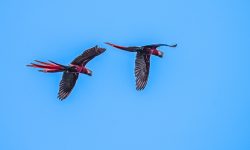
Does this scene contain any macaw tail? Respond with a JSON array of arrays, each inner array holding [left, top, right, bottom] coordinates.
[[105, 42, 128, 50], [27, 60, 67, 73]]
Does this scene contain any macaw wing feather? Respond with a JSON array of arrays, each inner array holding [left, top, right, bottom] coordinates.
[[135, 52, 150, 90], [71, 46, 106, 66], [58, 72, 79, 100], [143, 44, 177, 48]]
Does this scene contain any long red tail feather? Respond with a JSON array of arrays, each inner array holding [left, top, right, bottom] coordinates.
[[105, 42, 128, 50], [27, 60, 66, 73]]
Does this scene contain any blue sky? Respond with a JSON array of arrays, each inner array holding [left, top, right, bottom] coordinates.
[[1, 0, 250, 150]]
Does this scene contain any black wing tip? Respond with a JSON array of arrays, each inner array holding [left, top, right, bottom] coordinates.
[[160, 43, 177, 48], [170, 44, 177, 47], [136, 86, 146, 91], [58, 98, 65, 101], [57, 94, 67, 101], [136, 81, 147, 91], [58, 97, 65, 101], [144, 43, 177, 48], [57, 90, 71, 100], [136, 87, 144, 91], [58, 89, 69, 100], [95, 46, 106, 54], [99, 47, 106, 52]]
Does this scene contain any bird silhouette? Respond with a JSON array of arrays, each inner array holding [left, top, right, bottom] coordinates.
[[27, 45, 106, 100], [105, 42, 177, 90]]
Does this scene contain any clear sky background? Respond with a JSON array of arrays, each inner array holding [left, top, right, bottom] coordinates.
[[1, 0, 250, 150]]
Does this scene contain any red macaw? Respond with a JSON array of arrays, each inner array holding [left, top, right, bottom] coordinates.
[[27, 46, 106, 100], [105, 42, 177, 90]]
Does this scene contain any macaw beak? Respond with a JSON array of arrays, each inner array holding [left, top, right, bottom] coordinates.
[[87, 69, 92, 76], [157, 50, 164, 58]]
